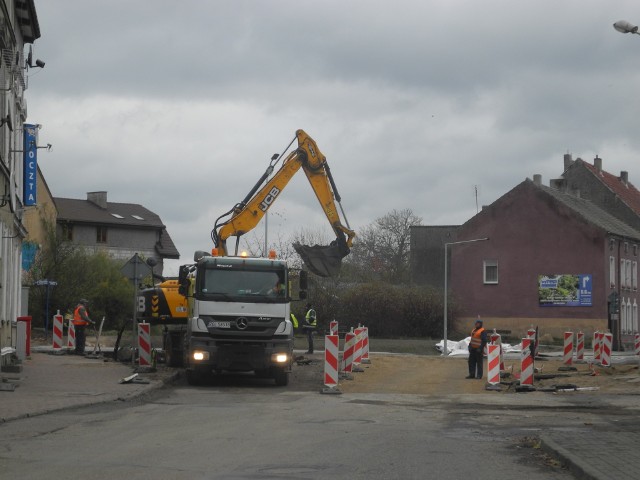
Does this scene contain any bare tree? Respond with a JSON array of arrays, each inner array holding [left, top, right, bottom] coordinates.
[[347, 208, 422, 284]]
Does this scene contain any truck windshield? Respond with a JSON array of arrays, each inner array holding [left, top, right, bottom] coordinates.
[[198, 267, 287, 301]]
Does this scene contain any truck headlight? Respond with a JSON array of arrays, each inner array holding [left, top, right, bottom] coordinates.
[[272, 353, 289, 363], [192, 350, 210, 361]]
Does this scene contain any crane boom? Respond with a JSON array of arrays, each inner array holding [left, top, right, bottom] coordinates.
[[211, 129, 355, 277]]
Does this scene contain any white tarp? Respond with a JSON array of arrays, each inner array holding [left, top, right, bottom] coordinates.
[[435, 337, 523, 356]]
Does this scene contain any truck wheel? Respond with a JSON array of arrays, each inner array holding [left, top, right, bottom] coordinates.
[[186, 369, 204, 386], [274, 368, 289, 386]]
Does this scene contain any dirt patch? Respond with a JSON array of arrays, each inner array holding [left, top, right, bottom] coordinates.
[[292, 352, 640, 395]]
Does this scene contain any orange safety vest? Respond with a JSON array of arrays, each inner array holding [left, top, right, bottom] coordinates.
[[469, 327, 485, 349], [73, 305, 90, 326]]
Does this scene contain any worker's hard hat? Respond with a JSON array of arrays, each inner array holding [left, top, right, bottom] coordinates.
[[475, 318, 483, 325], [79, 298, 89, 305]]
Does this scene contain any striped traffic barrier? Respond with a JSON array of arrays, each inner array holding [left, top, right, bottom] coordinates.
[[520, 338, 534, 386], [601, 333, 612, 367], [67, 320, 76, 351], [321, 334, 341, 394], [593, 331, 601, 363], [138, 322, 151, 366], [341, 331, 356, 379], [563, 331, 574, 365], [490, 330, 505, 372], [486, 344, 501, 387], [329, 320, 338, 336], [353, 327, 365, 372], [576, 331, 584, 361], [52, 311, 64, 351], [635, 333, 640, 356], [361, 327, 371, 364]]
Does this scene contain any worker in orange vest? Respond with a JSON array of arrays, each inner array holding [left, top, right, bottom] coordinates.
[[466, 317, 487, 379], [72, 298, 94, 355]]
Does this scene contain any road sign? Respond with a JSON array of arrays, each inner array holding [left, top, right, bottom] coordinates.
[[121, 253, 152, 282]]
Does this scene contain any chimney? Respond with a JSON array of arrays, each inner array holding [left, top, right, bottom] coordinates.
[[563, 153, 573, 171], [533, 174, 542, 185], [594, 155, 602, 172], [620, 171, 629, 185], [87, 191, 107, 209]]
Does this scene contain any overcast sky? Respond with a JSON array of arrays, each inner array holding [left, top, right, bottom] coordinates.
[[27, 1, 640, 275]]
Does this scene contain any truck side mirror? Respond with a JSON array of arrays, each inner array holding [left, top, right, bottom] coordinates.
[[178, 265, 189, 297]]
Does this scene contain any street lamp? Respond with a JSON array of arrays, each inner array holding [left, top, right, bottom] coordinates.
[[443, 237, 489, 356], [613, 20, 639, 35]]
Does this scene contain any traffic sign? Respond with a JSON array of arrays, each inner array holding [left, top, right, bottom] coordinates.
[[121, 253, 152, 282]]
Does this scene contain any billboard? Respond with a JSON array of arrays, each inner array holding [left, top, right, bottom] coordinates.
[[23, 123, 38, 206], [538, 274, 592, 307]]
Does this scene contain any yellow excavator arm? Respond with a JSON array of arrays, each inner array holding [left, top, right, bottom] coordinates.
[[211, 129, 355, 277]]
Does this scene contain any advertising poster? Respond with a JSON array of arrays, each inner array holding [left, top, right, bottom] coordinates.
[[538, 274, 592, 307]]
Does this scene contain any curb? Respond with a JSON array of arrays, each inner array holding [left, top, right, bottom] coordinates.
[[539, 434, 599, 480]]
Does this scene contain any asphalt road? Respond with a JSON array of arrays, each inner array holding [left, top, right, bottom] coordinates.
[[0, 374, 579, 480]]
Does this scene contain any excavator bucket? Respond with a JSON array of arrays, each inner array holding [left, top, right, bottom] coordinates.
[[293, 236, 350, 277]]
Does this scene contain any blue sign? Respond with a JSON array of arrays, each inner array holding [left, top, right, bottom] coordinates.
[[538, 274, 592, 307], [23, 124, 37, 206]]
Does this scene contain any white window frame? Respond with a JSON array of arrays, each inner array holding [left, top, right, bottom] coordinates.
[[621, 258, 627, 289], [633, 300, 638, 333], [621, 296, 627, 333], [483, 260, 498, 284], [633, 261, 638, 291]]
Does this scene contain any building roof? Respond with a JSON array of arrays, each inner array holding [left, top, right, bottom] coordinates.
[[54, 196, 180, 259], [535, 180, 640, 241], [16, 0, 41, 43], [572, 159, 640, 217]]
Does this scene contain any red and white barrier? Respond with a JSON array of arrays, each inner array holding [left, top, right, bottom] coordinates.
[[520, 338, 534, 386], [487, 344, 500, 385], [490, 331, 505, 371], [635, 333, 640, 356], [593, 331, 601, 363], [563, 331, 574, 366], [138, 322, 151, 366], [342, 331, 356, 377], [361, 327, 371, 364], [323, 334, 339, 389], [576, 331, 584, 361], [52, 311, 64, 350], [353, 326, 365, 372], [329, 320, 338, 336], [67, 320, 76, 350], [601, 332, 612, 367]]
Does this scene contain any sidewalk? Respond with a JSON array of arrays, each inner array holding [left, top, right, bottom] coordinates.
[[0, 348, 179, 423]]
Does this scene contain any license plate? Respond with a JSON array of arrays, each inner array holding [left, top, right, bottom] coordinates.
[[209, 321, 230, 328]]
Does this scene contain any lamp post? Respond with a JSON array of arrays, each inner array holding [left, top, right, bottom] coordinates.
[[613, 20, 639, 35], [443, 237, 489, 356]]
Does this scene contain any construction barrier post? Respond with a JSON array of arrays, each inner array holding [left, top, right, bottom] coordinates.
[[341, 331, 356, 380], [52, 310, 64, 351], [321, 334, 341, 394], [593, 331, 601, 364], [138, 322, 151, 367], [361, 326, 371, 364], [67, 320, 76, 351], [576, 331, 584, 361], [601, 332, 613, 367], [329, 320, 338, 336], [635, 333, 640, 356], [486, 344, 501, 387], [352, 327, 365, 372], [490, 330, 505, 372], [520, 338, 534, 386], [17, 316, 31, 358], [563, 331, 574, 366]]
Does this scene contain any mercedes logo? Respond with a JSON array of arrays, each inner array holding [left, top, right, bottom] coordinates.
[[236, 317, 249, 330]]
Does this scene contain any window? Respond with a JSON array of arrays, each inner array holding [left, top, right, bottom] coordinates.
[[626, 259, 632, 290], [610, 256, 616, 287], [633, 300, 638, 333], [483, 260, 498, 284], [96, 227, 107, 244], [624, 242, 629, 254], [621, 296, 627, 333], [633, 244, 638, 256], [633, 261, 638, 291], [621, 259, 627, 289]]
